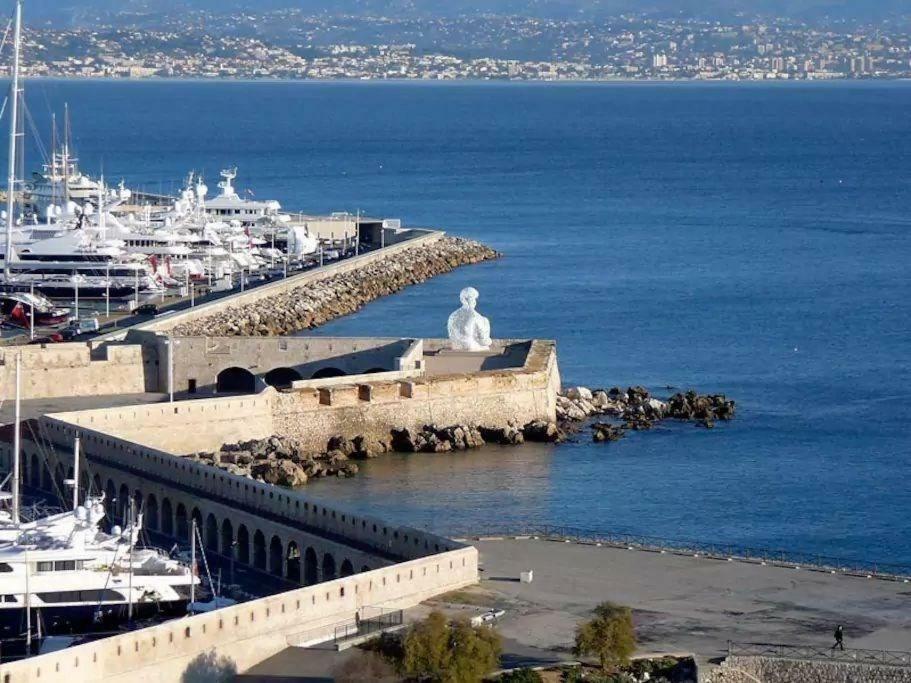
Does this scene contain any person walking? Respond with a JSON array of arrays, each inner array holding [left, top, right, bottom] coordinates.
[[832, 624, 845, 651]]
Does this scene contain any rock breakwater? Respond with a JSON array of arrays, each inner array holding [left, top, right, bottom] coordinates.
[[173, 236, 499, 336], [557, 386, 736, 442]]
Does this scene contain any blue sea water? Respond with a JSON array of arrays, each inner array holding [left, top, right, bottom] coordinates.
[[13, 79, 911, 565]]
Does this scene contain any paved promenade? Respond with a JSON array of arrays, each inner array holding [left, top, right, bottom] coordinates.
[[462, 538, 911, 666]]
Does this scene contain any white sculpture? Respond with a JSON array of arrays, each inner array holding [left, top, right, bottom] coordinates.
[[448, 286, 492, 351]]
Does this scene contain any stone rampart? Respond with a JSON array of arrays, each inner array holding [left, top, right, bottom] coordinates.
[[272, 339, 560, 451], [705, 656, 911, 683], [0, 342, 152, 401]]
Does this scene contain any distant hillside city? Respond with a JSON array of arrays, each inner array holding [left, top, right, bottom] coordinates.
[[10, 9, 911, 81]]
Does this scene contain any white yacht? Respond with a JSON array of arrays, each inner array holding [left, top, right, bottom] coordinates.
[[201, 168, 282, 227], [0, 498, 197, 639]]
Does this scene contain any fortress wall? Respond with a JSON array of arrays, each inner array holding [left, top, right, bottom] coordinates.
[[49, 393, 276, 454], [39, 416, 463, 562], [271, 340, 560, 450], [0, 342, 153, 401]]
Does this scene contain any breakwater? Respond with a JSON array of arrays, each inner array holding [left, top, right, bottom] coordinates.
[[172, 236, 498, 336]]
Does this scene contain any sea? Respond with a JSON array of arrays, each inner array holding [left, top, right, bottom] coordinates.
[[13, 79, 911, 567]]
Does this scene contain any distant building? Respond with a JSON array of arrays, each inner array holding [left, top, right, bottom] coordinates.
[[652, 53, 668, 68]]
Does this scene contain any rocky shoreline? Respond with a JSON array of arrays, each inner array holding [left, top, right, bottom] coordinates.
[[172, 236, 500, 336], [187, 419, 562, 486], [557, 386, 736, 441]]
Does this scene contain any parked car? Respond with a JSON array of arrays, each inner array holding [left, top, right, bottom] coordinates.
[[131, 303, 159, 316]]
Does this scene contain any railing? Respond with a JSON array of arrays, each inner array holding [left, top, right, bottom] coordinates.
[[455, 523, 911, 581], [728, 641, 911, 667], [335, 609, 403, 643]]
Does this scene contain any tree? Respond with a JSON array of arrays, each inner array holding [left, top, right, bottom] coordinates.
[[500, 668, 544, 683], [573, 602, 636, 671], [400, 610, 501, 682]]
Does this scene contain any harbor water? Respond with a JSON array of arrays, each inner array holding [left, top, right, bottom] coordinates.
[[13, 79, 911, 566]]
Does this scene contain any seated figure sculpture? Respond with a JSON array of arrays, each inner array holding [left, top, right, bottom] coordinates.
[[448, 286, 492, 351]]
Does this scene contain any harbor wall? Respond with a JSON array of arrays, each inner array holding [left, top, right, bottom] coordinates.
[[107, 229, 446, 338], [0, 547, 477, 683], [0, 342, 153, 401]]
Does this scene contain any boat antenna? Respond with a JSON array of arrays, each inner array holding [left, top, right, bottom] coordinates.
[[4, 0, 22, 280]]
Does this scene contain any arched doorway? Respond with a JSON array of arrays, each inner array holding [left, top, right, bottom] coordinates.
[[41, 467, 51, 493], [91, 474, 102, 497], [161, 498, 174, 536], [175, 503, 189, 541], [237, 525, 250, 564], [264, 367, 303, 390], [221, 519, 234, 557], [146, 494, 159, 531], [286, 542, 301, 583], [310, 367, 346, 380], [253, 530, 266, 570], [205, 514, 219, 552], [340, 559, 354, 578], [269, 536, 283, 577], [216, 367, 256, 394], [322, 553, 336, 581], [304, 547, 318, 585]]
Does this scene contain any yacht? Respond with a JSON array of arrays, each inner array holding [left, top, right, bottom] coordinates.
[[0, 498, 197, 638], [201, 168, 282, 227]]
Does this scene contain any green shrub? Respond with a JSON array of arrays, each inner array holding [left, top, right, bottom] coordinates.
[[399, 610, 502, 682], [573, 602, 636, 671]]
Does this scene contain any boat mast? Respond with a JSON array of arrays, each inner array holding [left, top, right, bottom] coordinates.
[[72, 433, 81, 510], [190, 518, 196, 605], [4, 0, 22, 280], [63, 103, 70, 204], [12, 352, 21, 525], [127, 496, 134, 622]]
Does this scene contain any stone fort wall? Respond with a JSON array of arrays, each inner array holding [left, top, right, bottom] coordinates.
[[0, 342, 153, 401], [48, 339, 559, 456], [704, 656, 911, 683]]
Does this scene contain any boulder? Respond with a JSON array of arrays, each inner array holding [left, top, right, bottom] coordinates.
[[564, 386, 593, 401], [592, 423, 624, 443], [327, 435, 356, 457], [522, 420, 562, 443], [390, 428, 418, 453]]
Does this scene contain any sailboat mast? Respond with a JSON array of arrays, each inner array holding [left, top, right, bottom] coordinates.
[[4, 0, 22, 280], [190, 519, 196, 605], [72, 434, 81, 511], [63, 104, 70, 204], [12, 352, 21, 525]]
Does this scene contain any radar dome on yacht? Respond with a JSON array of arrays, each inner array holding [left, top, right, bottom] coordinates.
[[75, 506, 87, 521], [111, 525, 122, 536], [83, 203, 95, 216], [196, 182, 208, 200], [66, 200, 79, 215]]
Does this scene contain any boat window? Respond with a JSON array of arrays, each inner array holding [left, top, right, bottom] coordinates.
[[0, 564, 12, 573], [37, 589, 125, 604], [54, 560, 77, 571], [2, 595, 15, 603], [36, 561, 53, 572]]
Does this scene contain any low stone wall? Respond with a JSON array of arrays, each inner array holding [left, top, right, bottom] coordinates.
[[168, 234, 498, 336], [705, 656, 911, 683], [0, 342, 153, 401]]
